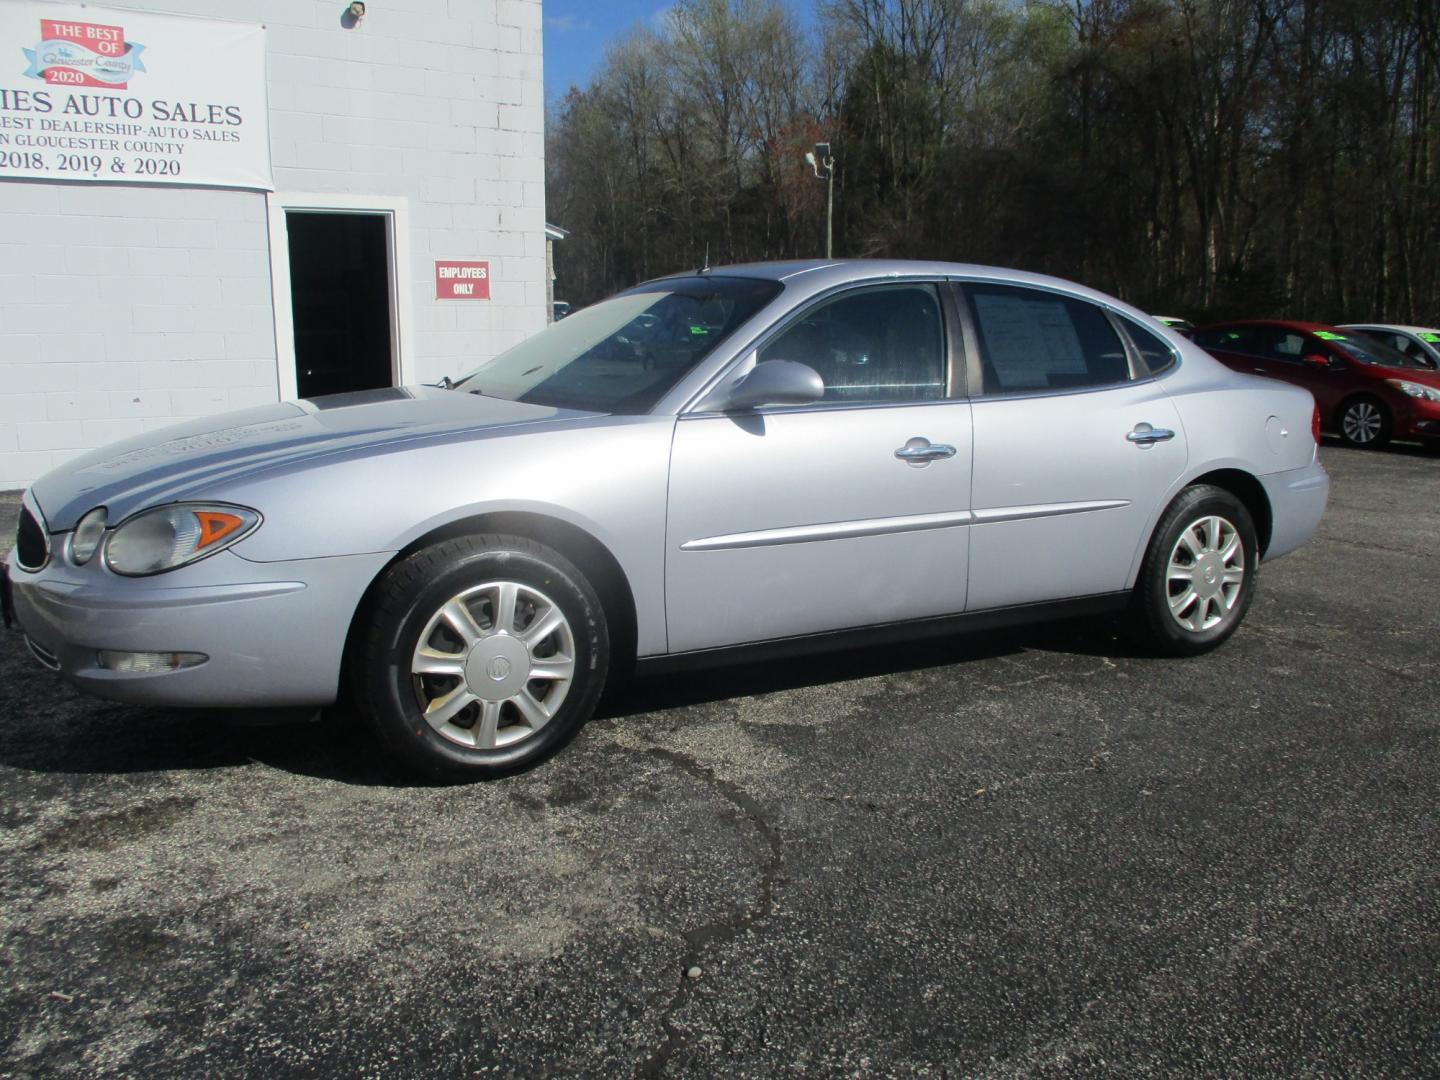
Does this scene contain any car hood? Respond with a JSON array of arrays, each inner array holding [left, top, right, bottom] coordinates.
[[30, 386, 597, 530], [1370, 362, 1440, 388]]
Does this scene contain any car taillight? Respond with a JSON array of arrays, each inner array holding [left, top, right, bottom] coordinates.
[[1312, 403, 1321, 444]]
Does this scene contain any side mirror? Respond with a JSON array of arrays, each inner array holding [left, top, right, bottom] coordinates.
[[1303, 354, 1332, 368], [708, 359, 824, 411]]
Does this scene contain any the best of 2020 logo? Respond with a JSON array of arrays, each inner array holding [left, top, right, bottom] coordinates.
[[22, 18, 147, 88]]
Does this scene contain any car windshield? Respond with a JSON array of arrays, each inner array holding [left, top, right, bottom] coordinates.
[[453, 275, 782, 412], [1318, 330, 1429, 370]]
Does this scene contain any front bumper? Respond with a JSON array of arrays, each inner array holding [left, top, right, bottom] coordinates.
[[1258, 458, 1329, 562], [1397, 394, 1440, 439], [5, 546, 393, 708]]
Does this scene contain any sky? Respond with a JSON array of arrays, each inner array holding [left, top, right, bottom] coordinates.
[[541, 0, 815, 107], [542, 1, 674, 105]]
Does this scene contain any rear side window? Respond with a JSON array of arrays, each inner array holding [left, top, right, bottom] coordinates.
[[1124, 318, 1179, 376], [1196, 326, 1255, 354], [966, 283, 1131, 393]]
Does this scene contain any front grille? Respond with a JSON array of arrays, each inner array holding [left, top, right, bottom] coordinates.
[[15, 505, 49, 571]]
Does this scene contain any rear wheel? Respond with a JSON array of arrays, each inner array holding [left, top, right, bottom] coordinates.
[[1338, 396, 1392, 448], [353, 534, 609, 780], [1127, 485, 1258, 657]]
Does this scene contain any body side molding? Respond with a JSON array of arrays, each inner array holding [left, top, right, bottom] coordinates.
[[680, 500, 1130, 552]]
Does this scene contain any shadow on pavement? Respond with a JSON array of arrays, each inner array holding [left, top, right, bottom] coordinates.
[[0, 609, 1142, 784], [1320, 435, 1440, 458], [600, 613, 1145, 718], [0, 691, 405, 784]]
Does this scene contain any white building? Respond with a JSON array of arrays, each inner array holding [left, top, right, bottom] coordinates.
[[0, 0, 547, 489]]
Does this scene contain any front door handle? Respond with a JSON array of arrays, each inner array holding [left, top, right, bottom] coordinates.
[[895, 437, 957, 465], [1127, 423, 1176, 446]]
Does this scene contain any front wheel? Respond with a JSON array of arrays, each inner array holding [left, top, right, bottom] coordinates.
[[1338, 396, 1392, 448], [353, 534, 609, 781], [1127, 485, 1258, 657]]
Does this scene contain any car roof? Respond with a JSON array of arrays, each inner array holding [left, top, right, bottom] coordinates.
[[1338, 322, 1440, 335], [644, 259, 1161, 319], [1195, 318, 1337, 333]]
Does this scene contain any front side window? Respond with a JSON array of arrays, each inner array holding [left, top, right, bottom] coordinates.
[[1389, 334, 1433, 365], [453, 275, 782, 413], [966, 283, 1131, 393], [1264, 328, 1310, 362], [1363, 330, 1406, 353], [757, 284, 947, 404]]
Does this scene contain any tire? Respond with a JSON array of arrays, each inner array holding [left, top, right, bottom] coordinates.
[[1337, 396, 1392, 448], [353, 533, 609, 781], [1127, 484, 1258, 657]]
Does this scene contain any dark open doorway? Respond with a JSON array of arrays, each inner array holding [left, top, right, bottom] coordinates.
[[286, 211, 395, 399]]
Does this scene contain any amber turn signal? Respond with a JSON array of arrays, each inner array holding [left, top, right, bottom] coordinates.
[[195, 511, 247, 550]]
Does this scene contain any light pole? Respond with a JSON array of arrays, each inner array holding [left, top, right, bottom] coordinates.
[[804, 141, 835, 259]]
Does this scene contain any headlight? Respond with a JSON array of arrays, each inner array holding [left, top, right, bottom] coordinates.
[[68, 507, 107, 565], [104, 503, 261, 576], [1386, 378, 1440, 402]]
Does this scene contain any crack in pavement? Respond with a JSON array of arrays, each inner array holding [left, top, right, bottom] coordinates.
[[634, 744, 783, 1079], [977, 655, 1118, 694], [1246, 621, 1425, 683]]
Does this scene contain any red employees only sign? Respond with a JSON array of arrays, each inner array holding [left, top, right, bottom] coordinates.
[[435, 260, 490, 300]]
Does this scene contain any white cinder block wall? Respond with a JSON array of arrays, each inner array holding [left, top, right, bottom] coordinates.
[[0, 0, 546, 488]]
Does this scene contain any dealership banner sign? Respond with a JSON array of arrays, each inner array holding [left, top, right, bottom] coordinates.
[[0, 3, 270, 189]]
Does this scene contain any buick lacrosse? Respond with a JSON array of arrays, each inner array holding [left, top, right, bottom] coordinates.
[[4, 261, 1329, 779]]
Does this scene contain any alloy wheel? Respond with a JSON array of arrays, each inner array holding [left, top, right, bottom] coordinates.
[[1342, 401, 1383, 444], [1166, 515, 1245, 633], [410, 580, 576, 749]]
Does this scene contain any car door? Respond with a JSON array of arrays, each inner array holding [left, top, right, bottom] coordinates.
[[665, 282, 973, 654], [961, 281, 1189, 610], [1266, 328, 1351, 416]]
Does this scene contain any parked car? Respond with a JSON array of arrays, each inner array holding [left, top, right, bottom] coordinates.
[[1153, 315, 1195, 337], [6, 262, 1328, 780], [1338, 323, 1440, 370], [1194, 319, 1440, 448], [552, 300, 571, 321]]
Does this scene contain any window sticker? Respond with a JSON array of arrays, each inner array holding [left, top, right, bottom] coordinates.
[[973, 293, 1086, 388], [1314, 330, 1347, 341], [1419, 332, 1440, 344]]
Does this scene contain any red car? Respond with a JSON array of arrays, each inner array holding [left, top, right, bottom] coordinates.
[[1195, 320, 1440, 448]]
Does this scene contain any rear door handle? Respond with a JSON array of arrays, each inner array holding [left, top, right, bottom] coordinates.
[[895, 437, 957, 465], [1127, 423, 1176, 446]]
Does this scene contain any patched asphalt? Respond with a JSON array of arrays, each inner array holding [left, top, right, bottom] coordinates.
[[1, 442, 1437, 1077]]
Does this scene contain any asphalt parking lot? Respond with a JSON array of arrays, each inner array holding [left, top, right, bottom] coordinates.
[[1, 442, 1437, 1078]]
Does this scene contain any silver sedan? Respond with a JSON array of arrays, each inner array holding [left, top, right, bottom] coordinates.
[[5, 261, 1329, 779]]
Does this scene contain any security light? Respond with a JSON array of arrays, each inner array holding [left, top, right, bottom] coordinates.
[[804, 142, 836, 256]]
